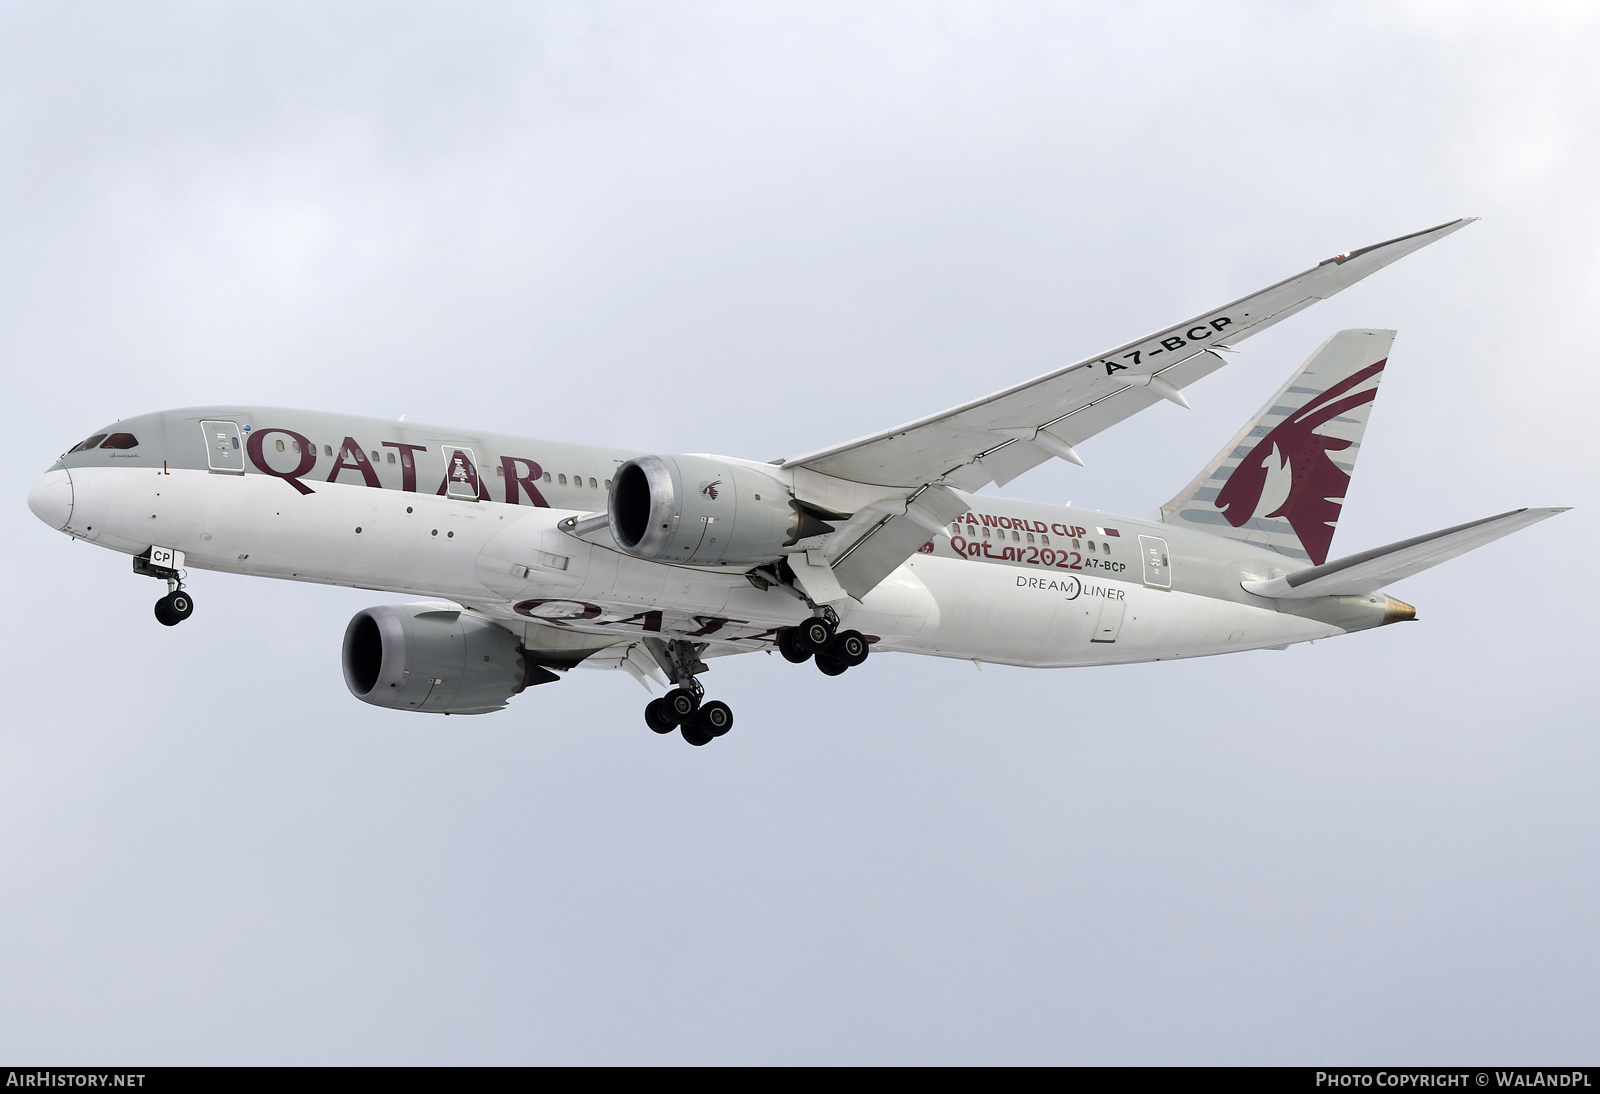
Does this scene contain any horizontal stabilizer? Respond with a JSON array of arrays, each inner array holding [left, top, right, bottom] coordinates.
[[1241, 507, 1569, 599]]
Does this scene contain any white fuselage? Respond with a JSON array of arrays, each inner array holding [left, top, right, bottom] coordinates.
[[47, 458, 1347, 668]]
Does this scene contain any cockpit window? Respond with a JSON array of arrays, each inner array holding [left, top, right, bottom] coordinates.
[[69, 434, 108, 453], [100, 433, 139, 449]]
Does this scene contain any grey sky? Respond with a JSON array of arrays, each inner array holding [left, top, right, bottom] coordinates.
[[2, 1, 1596, 1063]]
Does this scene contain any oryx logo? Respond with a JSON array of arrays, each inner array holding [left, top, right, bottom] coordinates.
[[699, 479, 722, 501], [1214, 359, 1384, 565]]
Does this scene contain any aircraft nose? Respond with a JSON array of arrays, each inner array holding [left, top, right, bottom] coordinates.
[[28, 469, 74, 530]]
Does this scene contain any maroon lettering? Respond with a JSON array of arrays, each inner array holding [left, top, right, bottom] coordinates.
[[500, 456, 550, 507], [245, 428, 316, 495], [619, 610, 663, 632], [512, 599, 602, 623], [687, 616, 746, 637], [382, 442, 427, 492], [328, 437, 381, 488]]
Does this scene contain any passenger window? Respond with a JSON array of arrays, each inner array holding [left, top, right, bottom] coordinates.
[[495, 464, 503, 476], [589, 477, 597, 489], [967, 525, 976, 536], [370, 451, 379, 462], [1026, 533, 1034, 544], [1012, 531, 1020, 542], [100, 433, 138, 449], [69, 434, 108, 453], [543, 472, 552, 483], [982, 527, 990, 539], [275, 439, 285, 452], [558, 474, 567, 486], [324, 445, 332, 457], [605, 479, 612, 491], [291, 440, 300, 453], [1072, 538, 1080, 548], [387, 452, 396, 464]]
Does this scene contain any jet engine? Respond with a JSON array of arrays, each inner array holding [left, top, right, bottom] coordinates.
[[608, 454, 833, 566], [342, 603, 536, 714]]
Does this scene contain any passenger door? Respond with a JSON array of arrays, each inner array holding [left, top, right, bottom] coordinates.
[[200, 420, 245, 473], [1138, 534, 1171, 589]]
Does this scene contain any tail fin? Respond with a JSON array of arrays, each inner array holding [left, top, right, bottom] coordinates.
[[1158, 329, 1393, 565]]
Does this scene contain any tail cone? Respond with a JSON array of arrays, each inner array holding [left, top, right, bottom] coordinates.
[[1382, 596, 1417, 625]]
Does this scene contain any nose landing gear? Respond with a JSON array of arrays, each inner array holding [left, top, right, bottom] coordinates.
[[134, 547, 194, 627], [154, 587, 194, 627], [641, 639, 735, 746]]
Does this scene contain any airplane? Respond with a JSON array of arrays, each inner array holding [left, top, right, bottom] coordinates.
[[26, 217, 1568, 746]]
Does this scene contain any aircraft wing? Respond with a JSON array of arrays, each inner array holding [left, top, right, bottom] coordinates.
[[780, 218, 1476, 493], [778, 218, 1477, 601]]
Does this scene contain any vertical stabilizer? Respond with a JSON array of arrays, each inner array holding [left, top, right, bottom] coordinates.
[[1158, 329, 1393, 565]]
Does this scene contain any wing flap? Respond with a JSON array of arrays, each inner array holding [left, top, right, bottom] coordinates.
[[829, 486, 968, 600]]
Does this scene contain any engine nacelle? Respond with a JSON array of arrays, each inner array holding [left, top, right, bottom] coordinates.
[[608, 454, 831, 566], [342, 603, 532, 714]]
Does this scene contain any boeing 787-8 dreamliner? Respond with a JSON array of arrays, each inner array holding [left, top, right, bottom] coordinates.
[[27, 218, 1566, 745]]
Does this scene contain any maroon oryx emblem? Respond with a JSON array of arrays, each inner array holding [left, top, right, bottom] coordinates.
[[1213, 359, 1385, 565], [700, 479, 722, 501]]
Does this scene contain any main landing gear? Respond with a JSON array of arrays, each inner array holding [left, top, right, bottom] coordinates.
[[134, 549, 194, 627], [643, 639, 735, 747], [778, 610, 869, 677]]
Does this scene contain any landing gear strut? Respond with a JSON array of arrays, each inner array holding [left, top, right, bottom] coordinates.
[[134, 549, 195, 627], [641, 638, 735, 746]]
